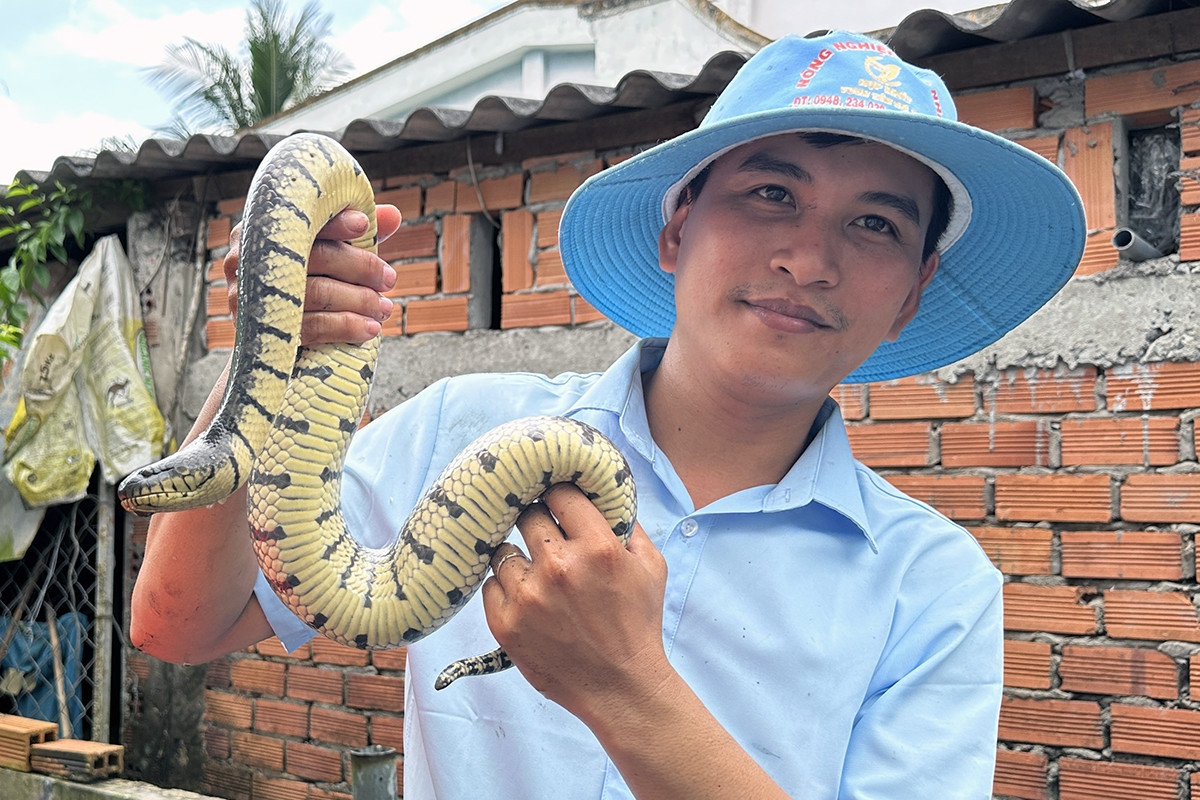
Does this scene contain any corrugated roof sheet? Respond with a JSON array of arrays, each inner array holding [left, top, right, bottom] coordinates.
[[15, 0, 1198, 187]]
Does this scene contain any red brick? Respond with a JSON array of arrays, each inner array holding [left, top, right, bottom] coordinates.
[[253, 698, 309, 737], [867, 375, 975, 420], [527, 159, 601, 203], [1180, 155, 1200, 205], [1110, 704, 1200, 759], [374, 186, 422, 221], [205, 690, 253, 729], [310, 637, 370, 667], [536, 209, 562, 248], [371, 648, 407, 672], [203, 762, 252, 800], [231, 730, 284, 771], [995, 474, 1111, 523], [379, 300, 403, 337], [884, 474, 987, 520], [501, 210, 534, 292], [831, 384, 867, 421], [573, 295, 607, 325], [286, 740, 344, 783], [207, 216, 232, 249], [1016, 134, 1060, 164], [310, 706, 369, 748], [845, 422, 931, 467], [423, 180, 456, 215], [255, 637, 308, 660], [253, 774, 314, 800], [955, 86, 1036, 131], [370, 715, 405, 753], [997, 696, 1104, 748], [993, 748, 1047, 800], [985, 366, 1098, 414], [1060, 531, 1182, 580], [940, 420, 1051, 468], [1003, 583, 1098, 635], [1181, 213, 1200, 261], [441, 214, 473, 294], [311, 787, 354, 800], [385, 260, 438, 298], [1062, 123, 1117, 232], [206, 285, 229, 318], [501, 291, 572, 329], [1120, 474, 1200, 523], [1086, 59, 1200, 117], [346, 673, 405, 713], [1074, 230, 1121, 277], [230, 658, 285, 697], [1060, 416, 1178, 466], [405, 297, 469, 334], [1105, 589, 1200, 642], [1003, 639, 1052, 690], [217, 196, 246, 216], [1057, 757, 1180, 800], [1183, 108, 1200, 155], [206, 659, 231, 689], [1107, 362, 1200, 411], [204, 726, 231, 760], [1059, 645, 1178, 700], [206, 318, 236, 351], [535, 249, 568, 287], [457, 172, 524, 213], [286, 665, 343, 704], [969, 527, 1052, 575], [378, 222, 437, 261]]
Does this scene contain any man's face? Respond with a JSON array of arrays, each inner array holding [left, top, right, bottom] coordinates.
[[657, 133, 941, 403]]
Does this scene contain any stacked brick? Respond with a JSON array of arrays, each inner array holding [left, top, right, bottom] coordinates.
[[180, 47, 1200, 800], [202, 152, 615, 349]]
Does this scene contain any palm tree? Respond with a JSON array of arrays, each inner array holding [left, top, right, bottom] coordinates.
[[146, 0, 352, 136]]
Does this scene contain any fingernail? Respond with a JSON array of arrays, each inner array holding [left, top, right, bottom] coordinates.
[[379, 297, 395, 320], [382, 265, 396, 289], [364, 319, 382, 337]]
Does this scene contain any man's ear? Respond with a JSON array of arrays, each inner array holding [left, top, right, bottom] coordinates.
[[657, 201, 692, 275], [885, 250, 940, 342]]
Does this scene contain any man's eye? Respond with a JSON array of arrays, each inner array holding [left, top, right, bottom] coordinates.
[[754, 185, 792, 204], [857, 215, 896, 235]]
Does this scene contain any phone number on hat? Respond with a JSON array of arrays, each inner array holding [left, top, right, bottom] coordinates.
[[792, 94, 886, 110]]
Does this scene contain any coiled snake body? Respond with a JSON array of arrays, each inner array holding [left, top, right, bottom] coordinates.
[[118, 133, 637, 689]]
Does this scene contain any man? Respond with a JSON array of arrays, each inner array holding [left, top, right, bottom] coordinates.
[[131, 32, 1085, 798]]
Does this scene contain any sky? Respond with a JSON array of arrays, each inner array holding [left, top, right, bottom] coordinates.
[[0, 0, 981, 185]]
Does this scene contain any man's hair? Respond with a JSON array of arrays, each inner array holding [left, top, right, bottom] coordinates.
[[680, 132, 953, 261]]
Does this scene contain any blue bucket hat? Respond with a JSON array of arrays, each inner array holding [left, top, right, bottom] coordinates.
[[559, 31, 1086, 383]]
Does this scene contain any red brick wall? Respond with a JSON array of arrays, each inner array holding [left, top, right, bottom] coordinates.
[[175, 52, 1200, 800]]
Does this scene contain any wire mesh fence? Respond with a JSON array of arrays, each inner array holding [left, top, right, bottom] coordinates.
[[0, 474, 117, 743]]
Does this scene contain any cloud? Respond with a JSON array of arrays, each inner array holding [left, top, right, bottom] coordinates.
[[0, 95, 152, 184]]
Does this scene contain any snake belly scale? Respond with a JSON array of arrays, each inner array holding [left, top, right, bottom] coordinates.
[[117, 132, 638, 689]]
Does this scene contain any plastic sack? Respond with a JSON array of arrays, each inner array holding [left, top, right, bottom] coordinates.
[[2, 235, 164, 507]]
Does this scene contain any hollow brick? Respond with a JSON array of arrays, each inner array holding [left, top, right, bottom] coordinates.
[[309, 636, 370, 667], [845, 422, 932, 467], [984, 366, 1098, 414], [867, 375, 975, 420], [883, 474, 987, 520], [995, 474, 1111, 523], [424, 180, 456, 215], [310, 706, 369, 748], [997, 696, 1104, 748], [1057, 757, 1180, 800], [207, 216, 232, 250], [1003, 583, 1098, 635], [405, 297, 470, 334], [286, 740, 344, 783], [941, 420, 1051, 468], [1104, 589, 1200, 642], [379, 222, 437, 261], [535, 249, 568, 287], [1074, 230, 1121, 277], [1120, 474, 1200, 523], [204, 726, 231, 760], [501, 291, 572, 329], [501, 210, 535, 293], [346, 673, 405, 713], [1059, 645, 1178, 700], [385, 261, 438, 298], [1182, 213, 1200, 261], [1003, 639, 1052, 690], [253, 775, 314, 800], [831, 384, 867, 421], [1180, 155, 1200, 205], [527, 159, 601, 203], [955, 85, 1036, 131], [203, 762, 252, 800], [1107, 361, 1200, 411], [231, 730, 284, 772], [457, 172, 524, 214], [206, 318, 236, 351], [372, 648, 408, 672], [1110, 703, 1200, 759], [253, 698, 309, 737], [969, 527, 1053, 575], [573, 295, 607, 325], [536, 209, 563, 249], [286, 665, 343, 704], [1086, 58, 1200, 117], [374, 186, 422, 221], [370, 715, 405, 754], [1062, 123, 1117, 231], [1060, 531, 1183, 580], [205, 690, 253, 729], [441, 214, 473, 294], [1015, 134, 1060, 164], [1060, 416, 1179, 466], [993, 748, 1048, 800], [1183, 108, 1200, 155]]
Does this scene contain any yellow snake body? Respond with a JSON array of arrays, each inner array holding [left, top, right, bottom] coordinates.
[[118, 133, 637, 688]]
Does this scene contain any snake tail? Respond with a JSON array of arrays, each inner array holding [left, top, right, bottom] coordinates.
[[117, 132, 377, 515]]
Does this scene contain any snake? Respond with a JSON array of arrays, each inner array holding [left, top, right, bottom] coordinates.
[[117, 132, 637, 690]]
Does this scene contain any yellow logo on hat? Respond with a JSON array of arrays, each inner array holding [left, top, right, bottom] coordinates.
[[865, 56, 901, 86]]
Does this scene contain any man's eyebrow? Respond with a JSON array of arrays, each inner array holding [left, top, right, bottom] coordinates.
[[859, 191, 922, 227], [736, 151, 813, 183]]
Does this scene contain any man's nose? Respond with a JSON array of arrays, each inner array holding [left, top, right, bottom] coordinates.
[[769, 215, 841, 286]]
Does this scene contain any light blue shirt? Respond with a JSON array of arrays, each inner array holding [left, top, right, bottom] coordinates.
[[256, 339, 1003, 799]]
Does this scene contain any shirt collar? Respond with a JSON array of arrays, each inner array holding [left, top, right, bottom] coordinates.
[[566, 338, 876, 551]]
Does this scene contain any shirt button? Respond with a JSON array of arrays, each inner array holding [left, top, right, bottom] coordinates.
[[680, 519, 698, 537]]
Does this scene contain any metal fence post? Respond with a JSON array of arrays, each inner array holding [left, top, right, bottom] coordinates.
[[351, 744, 398, 800]]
